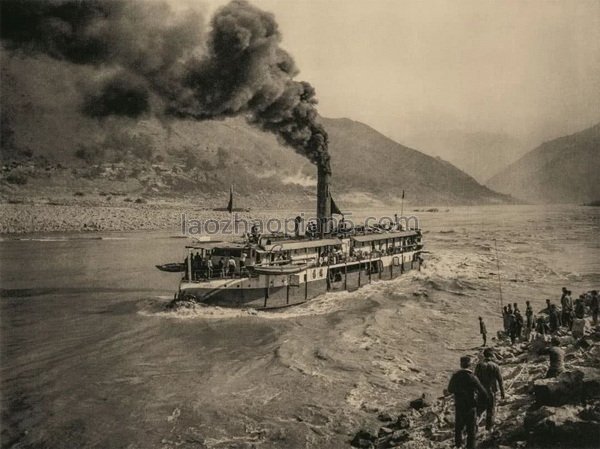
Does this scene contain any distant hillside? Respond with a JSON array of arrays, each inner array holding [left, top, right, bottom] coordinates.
[[403, 130, 527, 183], [322, 118, 510, 205], [0, 114, 512, 207], [487, 123, 600, 204], [0, 54, 511, 207]]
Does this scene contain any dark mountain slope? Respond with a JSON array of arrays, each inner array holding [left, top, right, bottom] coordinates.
[[487, 124, 600, 203]]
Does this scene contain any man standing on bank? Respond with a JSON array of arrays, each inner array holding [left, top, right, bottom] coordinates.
[[475, 348, 506, 431], [448, 356, 489, 449], [478, 316, 487, 347]]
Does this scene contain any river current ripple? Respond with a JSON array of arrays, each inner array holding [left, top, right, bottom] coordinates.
[[1, 205, 598, 448]]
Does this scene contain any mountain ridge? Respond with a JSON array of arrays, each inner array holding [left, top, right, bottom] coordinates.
[[403, 129, 528, 183], [487, 123, 600, 204], [1, 55, 512, 207], [0, 114, 514, 207]]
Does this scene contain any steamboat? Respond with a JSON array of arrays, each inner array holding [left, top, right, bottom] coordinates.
[[161, 167, 423, 309]]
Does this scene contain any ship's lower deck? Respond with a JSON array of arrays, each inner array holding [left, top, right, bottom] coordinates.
[[176, 252, 421, 309]]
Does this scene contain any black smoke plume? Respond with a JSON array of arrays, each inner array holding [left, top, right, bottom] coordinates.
[[1, 0, 204, 119], [1, 0, 330, 172], [83, 74, 150, 118]]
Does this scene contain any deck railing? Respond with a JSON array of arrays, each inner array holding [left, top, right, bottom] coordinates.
[[182, 244, 422, 282]]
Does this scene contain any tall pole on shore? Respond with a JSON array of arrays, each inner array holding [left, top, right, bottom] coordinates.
[[494, 239, 504, 314]]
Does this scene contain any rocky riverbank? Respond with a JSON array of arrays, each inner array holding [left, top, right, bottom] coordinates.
[[351, 319, 600, 449], [0, 195, 311, 234]]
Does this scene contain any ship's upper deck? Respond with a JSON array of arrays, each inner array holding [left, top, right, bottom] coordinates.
[[185, 228, 421, 252]]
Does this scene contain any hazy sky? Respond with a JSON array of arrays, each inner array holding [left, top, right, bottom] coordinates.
[[200, 0, 600, 147]]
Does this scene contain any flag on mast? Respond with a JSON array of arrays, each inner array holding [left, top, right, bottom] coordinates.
[[227, 185, 234, 214], [331, 195, 343, 215]]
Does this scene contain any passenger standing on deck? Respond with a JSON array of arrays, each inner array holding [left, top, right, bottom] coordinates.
[[239, 252, 247, 273], [198, 255, 206, 279], [205, 257, 213, 279], [250, 223, 260, 243], [447, 356, 488, 449], [227, 256, 237, 277], [478, 317, 487, 347], [192, 253, 198, 280], [475, 348, 506, 431], [217, 258, 225, 278]]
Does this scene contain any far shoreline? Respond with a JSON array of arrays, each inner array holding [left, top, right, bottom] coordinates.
[[0, 199, 584, 236]]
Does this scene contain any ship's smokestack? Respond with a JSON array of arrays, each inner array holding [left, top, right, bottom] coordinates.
[[317, 164, 332, 236]]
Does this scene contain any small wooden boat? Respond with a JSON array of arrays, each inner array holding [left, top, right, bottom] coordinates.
[[156, 263, 186, 272]]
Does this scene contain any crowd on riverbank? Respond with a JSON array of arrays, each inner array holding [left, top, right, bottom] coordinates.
[[351, 289, 600, 449]]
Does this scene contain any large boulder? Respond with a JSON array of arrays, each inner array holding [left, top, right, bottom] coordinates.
[[524, 405, 600, 448], [533, 367, 600, 406]]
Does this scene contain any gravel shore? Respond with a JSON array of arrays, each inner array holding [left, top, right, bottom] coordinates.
[[0, 199, 309, 234], [1, 203, 186, 234]]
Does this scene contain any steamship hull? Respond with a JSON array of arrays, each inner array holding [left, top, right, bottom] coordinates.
[[177, 251, 421, 309]]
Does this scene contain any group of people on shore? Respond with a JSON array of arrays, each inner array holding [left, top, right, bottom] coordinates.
[[478, 288, 599, 347], [447, 349, 503, 449], [449, 287, 599, 449]]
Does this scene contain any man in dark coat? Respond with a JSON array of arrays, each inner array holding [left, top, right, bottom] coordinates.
[[475, 348, 506, 431], [560, 289, 573, 329], [448, 356, 489, 449], [514, 309, 524, 341], [544, 298, 552, 314], [507, 311, 517, 344], [574, 295, 586, 319]]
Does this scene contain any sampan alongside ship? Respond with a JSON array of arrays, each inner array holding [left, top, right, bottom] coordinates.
[[159, 167, 423, 309]]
